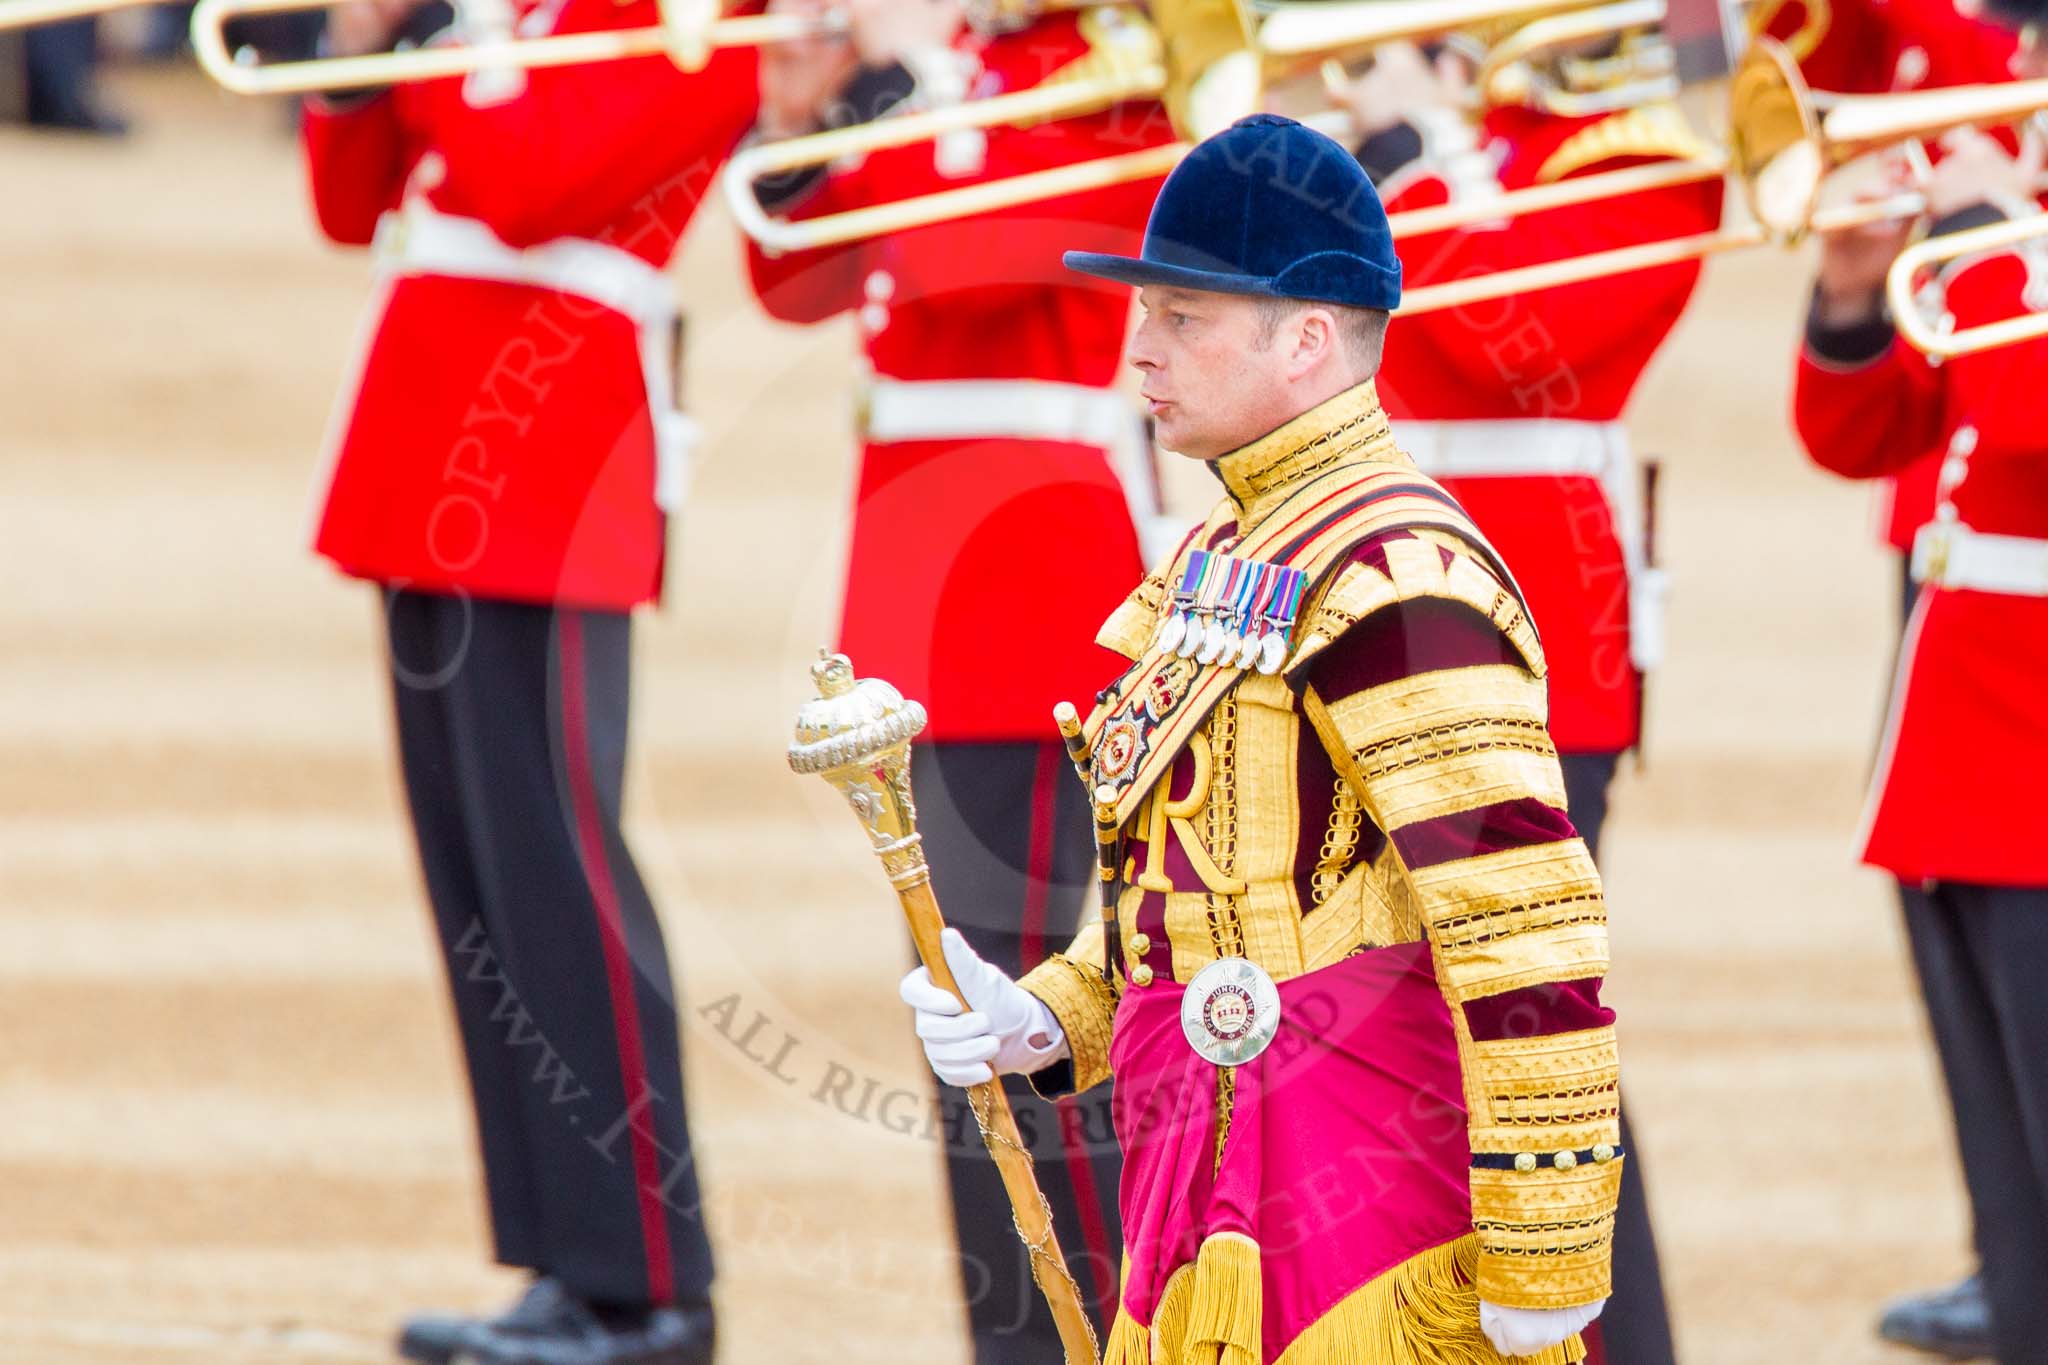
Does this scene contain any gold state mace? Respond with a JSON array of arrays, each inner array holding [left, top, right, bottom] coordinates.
[[787, 653, 1100, 1365]]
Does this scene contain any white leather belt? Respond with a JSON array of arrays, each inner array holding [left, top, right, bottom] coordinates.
[[1393, 418, 1618, 480], [372, 201, 697, 513], [862, 377, 1189, 565], [1912, 521, 2048, 595], [1392, 418, 1668, 673]]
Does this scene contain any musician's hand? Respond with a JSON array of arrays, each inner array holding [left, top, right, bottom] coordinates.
[[1339, 41, 1467, 138], [325, 0, 431, 57], [843, 0, 962, 69], [1925, 126, 2045, 220], [1815, 202, 1913, 326], [899, 928, 1067, 1087], [758, 0, 858, 138]]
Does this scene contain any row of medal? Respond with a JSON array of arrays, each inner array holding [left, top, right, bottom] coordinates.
[[1151, 550, 1308, 676]]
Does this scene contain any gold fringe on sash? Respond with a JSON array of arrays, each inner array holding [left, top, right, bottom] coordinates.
[[1182, 1232, 1262, 1365], [1102, 1308, 1152, 1365], [1104, 1234, 1586, 1365]]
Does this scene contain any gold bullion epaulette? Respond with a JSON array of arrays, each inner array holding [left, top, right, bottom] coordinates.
[[1284, 528, 1547, 682], [1535, 102, 1719, 185]]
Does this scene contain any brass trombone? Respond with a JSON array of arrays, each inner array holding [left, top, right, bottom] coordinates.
[[1254, 0, 1622, 78], [1887, 213, 2048, 358], [723, 0, 2048, 345], [1731, 36, 2048, 240], [724, 4, 1201, 256], [189, 0, 1127, 96], [1406, 37, 2048, 326], [1725, 35, 2048, 359], [1476, 0, 1674, 116], [190, 0, 834, 96], [727, 0, 1725, 255]]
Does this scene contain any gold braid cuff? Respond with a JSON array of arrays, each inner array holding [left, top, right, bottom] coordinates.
[[1020, 928, 1118, 1097], [1466, 1025, 1623, 1309], [1471, 1158, 1622, 1309]]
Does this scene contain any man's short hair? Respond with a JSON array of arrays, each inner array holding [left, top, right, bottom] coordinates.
[[1251, 296, 1391, 376]]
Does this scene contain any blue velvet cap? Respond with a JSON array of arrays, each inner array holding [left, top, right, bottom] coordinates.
[[1065, 114, 1401, 311]]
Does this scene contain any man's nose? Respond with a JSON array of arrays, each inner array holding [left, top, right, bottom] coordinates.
[[1128, 321, 1161, 371]]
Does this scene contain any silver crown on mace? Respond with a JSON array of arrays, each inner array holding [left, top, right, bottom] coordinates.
[[786, 652, 928, 776]]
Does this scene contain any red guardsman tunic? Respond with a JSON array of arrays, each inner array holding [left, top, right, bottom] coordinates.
[[1767, 0, 2020, 553], [1365, 104, 1724, 754], [302, 0, 759, 610], [745, 11, 1175, 741], [1795, 228, 2048, 886]]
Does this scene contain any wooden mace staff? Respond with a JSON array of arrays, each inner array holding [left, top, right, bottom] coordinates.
[[788, 653, 1100, 1365]]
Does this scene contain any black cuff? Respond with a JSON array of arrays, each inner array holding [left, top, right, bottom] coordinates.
[[1930, 202, 2011, 238], [1804, 285, 1896, 366], [1025, 1058, 1078, 1101], [308, 85, 391, 111], [308, 3, 450, 109], [830, 60, 916, 128], [1472, 1142, 1626, 1173], [1354, 121, 1424, 187], [753, 60, 917, 215], [752, 160, 830, 215]]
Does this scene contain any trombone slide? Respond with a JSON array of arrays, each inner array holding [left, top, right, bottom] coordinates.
[[0, 0, 153, 29], [1399, 225, 1766, 317], [189, 0, 828, 96], [728, 143, 1186, 254], [1889, 213, 2048, 360]]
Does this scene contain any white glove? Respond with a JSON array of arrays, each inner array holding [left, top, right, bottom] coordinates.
[[898, 928, 1068, 1087], [1479, 1300, 1606, 1358]]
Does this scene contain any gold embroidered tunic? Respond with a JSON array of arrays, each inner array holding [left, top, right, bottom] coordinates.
[[1019, 382, 1622, 1361]]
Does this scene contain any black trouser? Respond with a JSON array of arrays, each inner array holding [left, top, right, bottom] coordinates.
[[1884, 561, 2024, 1336], [23, 16, 99, 125], [1898, 881, 2048, 1362], [912, 742, 1124, 1365], [1562, 751, 1679, 1365], [384, 590, 712, 1308]]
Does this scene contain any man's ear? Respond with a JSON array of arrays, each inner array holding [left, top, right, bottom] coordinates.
[[1288, 308, 1341, 380]]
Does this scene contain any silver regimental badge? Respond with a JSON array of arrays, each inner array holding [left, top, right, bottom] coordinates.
[[1180, 957, 1281, 1067]]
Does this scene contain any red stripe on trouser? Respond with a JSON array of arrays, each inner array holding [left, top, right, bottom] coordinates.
[[1022, 745, 1116, 1325], [1019, 744, 1059, 968], [1057, 1098, 1116, 1328], [558, 613, 674, 1305]]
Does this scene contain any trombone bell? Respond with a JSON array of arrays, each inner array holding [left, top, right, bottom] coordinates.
[[1729, 35, 2048, 243], [1727, 37, 1824, 240], [1154, 0, 1259, 137]]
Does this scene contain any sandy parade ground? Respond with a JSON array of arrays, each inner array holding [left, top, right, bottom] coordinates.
[[0, 64, 1985, 1364]]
